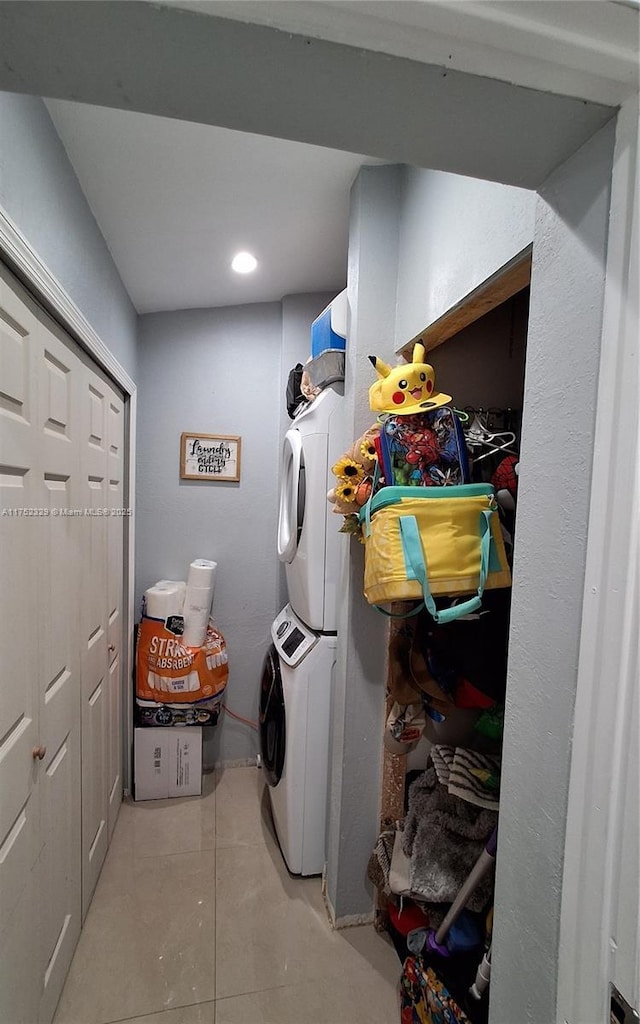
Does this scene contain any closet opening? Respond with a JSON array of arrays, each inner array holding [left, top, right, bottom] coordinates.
[[375, 262, 532, 1022]]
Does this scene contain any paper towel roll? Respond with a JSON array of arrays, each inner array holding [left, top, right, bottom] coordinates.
[[183, 608, 210, 649], [184, 586, 213, 611], [183, 560, 217, 648], [187, 560, 217, 590], [145, 581, 186, 620]]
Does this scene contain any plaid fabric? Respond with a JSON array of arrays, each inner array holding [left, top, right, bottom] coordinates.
[[400, 957, 470, 1024]]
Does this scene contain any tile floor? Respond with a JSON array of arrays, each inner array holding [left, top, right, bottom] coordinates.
[[54, 766, 401, 1024]]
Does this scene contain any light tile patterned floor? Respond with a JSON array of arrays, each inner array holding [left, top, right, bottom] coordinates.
[[54, 767, 400, 1024]]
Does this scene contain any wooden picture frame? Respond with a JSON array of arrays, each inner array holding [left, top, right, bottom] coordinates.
[[180, 432, 242, 481]]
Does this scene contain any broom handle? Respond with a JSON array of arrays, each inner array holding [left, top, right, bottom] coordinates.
[[433, 828, 497, 945]]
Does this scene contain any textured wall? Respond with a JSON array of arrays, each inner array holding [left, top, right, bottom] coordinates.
[[136, 303, 282, 764], [326, 165, 402, 921], [490, 120, 616, 1024], [0, 91, 138, 381], [429, 291, 529, 410], [395, 165, 535, 348]]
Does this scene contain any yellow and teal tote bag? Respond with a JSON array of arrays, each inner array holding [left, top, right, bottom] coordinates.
[[360, 484, 511, 624]]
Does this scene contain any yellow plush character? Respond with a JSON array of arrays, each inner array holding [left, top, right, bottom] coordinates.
[[368, 341, 451, 416]]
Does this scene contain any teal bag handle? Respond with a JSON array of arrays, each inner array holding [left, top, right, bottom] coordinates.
[[399, 508, 494, 625]]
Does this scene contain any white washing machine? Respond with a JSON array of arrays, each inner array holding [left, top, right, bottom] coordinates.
[[277, 384, 344, 633], [259, 604, 336, 876]]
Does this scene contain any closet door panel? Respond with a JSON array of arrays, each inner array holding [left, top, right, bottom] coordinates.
[[106, 386, 124, 837], [36, 320, 82, 1022], [37, 728, 81, 1024], [0, 272, 42, 1016], [0, 881, 39, 1024], [107, 655, 123, 839], [80, 367, 109, 916]]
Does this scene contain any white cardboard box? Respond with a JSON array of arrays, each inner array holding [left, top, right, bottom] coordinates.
[[134, 727, 202, 800]]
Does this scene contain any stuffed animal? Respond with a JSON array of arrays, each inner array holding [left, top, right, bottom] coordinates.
[[368, 341, 451, 416], [327, 424, 380, 517]]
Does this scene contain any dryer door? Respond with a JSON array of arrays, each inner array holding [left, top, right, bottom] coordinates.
[[277, 429, 305, 563], [259, 644, 286, 788]]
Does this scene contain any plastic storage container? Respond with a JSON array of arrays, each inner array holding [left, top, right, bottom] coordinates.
[[311, 288, 348, 357]]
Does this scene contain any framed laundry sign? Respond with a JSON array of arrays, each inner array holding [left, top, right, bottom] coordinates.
[[180, 433, 242, 481]]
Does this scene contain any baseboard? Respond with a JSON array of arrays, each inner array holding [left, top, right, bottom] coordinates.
[[333, 910, 376, 929], [322, 870, 375, 930]]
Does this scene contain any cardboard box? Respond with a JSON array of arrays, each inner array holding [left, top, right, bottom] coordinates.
[[134, 727, 202, 800]]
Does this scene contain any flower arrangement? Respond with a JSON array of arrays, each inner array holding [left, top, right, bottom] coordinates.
[[327, 424, 380, 536]]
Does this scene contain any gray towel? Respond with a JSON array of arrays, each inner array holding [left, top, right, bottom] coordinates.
[[402, 767, 497, 910]]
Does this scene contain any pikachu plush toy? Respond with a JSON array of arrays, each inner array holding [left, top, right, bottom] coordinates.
[[368, 341, 451, 416]]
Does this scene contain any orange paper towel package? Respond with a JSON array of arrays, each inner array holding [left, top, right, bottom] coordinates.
[[136, 614, 228, 706]]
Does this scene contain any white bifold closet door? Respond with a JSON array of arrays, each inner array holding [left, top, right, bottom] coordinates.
[[0, 262, 125, 1024]]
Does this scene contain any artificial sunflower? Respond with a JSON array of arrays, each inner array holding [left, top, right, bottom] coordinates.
[[332, 457, 364, 481], [334, 480, 357, 503], [360, 438, 378, 462]]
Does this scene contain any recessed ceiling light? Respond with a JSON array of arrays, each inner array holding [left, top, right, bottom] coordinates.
[[231, 251, 258, 274]]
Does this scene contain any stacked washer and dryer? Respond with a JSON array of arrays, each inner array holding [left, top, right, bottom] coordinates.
[[259, 293, 347, 876]]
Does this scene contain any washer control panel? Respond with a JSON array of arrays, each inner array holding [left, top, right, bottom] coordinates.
[[271, 604, 318, 667]]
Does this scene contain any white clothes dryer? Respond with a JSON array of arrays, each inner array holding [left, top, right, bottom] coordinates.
[[277, 384, 344, 633], [259, 604, 336, 876]]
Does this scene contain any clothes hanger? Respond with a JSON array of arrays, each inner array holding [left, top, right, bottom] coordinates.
[[470, 434, 518, 463], [464, 412, 518, 461]]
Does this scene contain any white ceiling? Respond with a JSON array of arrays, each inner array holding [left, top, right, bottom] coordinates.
[[45, 99, 382, 314]]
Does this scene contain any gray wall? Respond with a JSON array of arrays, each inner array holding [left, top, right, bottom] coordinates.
[[136, 303, 281, 764], [395, 166, 535, 347], [0, 91, 137, 382], [429, 290, 529, 410], [490, 120, 615, 1024], [327, 165, 402, 920], [137, 294, 333, 765]]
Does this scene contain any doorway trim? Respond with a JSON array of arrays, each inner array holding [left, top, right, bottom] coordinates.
[[0, 204, 137, 793]]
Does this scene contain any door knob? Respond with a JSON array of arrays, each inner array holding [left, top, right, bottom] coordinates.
[[108, 643, 116, 654], [32, 745, 46, 761]]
